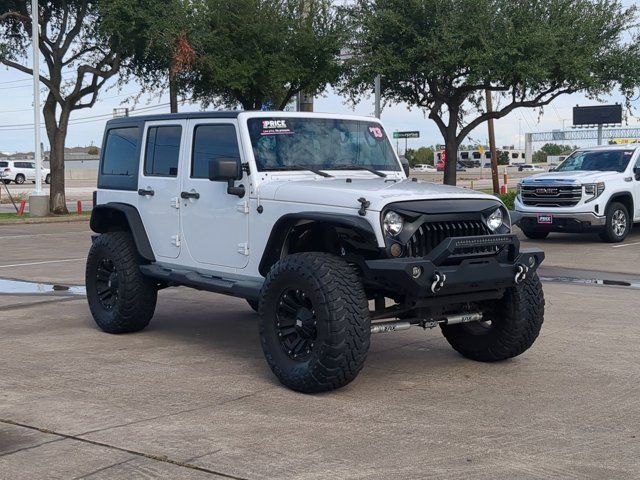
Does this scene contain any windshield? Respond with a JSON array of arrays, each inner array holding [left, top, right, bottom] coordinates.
[[248, 117, 400, 172], [555, 149, 634, 173]]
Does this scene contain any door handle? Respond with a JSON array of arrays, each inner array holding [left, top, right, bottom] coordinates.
[[138, 188, 154, 196], [180, 191, 200, 200]]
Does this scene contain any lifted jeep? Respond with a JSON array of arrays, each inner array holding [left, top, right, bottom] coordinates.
[[87, 112, 545, 393]]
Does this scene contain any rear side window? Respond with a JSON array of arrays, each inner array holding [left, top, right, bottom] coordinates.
[[191, 124, 240, 178], [102, 127, 140, 176], [0, 161, 7, 168], [144, 125, 182, 177]]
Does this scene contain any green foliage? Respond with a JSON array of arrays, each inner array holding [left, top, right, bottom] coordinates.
[[186, 0, 347, 110], [342, 0, 640, 185], [499, 190, 517, 210], [496, 150, 510, 166], [532, 143, 576, 163], [405, 146, 434, 167], [532, 150, 547, 164]]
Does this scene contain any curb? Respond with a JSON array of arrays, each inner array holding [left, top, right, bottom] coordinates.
[[0, 216, 90, 226]]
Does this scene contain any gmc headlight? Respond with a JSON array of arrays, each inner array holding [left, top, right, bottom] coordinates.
[[383, 211, 404, 236], [485, 208, 503, 231], [516, 182, 522, 198], [584, 182, 605, 203]]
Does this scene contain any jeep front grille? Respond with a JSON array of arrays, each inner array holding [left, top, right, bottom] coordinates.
[[521, 185, 582, 207], [406, 220, 493, 257]]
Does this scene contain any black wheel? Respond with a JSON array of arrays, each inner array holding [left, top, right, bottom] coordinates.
[[259, 252, 371, 393], [15, 174, 25, 184], [599, 202, 629, 243], [85, 232, 157, 334], [45, 174, 51, 185], [246, 299, 259, 313], [521, 229, 549, 240], [2, 179, 10, 184], [441, 273, 544, 362]]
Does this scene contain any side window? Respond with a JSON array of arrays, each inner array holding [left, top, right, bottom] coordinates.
[[0, 161, 7, 168], [102, 127, 140, 176], [144, 125, 182, 177], [191, 124, 240, 179]]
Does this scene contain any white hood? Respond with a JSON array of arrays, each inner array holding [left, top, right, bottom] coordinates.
[[522, 170, 621, 184], [257, 176, 494, 211]]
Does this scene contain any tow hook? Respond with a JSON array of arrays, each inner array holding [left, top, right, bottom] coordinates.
[[430, 271, 447, 293], [515, 264, 529, 284]]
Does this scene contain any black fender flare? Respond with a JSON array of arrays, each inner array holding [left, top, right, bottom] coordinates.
[[90, 203, 155, 262], [258, 212, 378, 276], [605, 192, 634, 216]]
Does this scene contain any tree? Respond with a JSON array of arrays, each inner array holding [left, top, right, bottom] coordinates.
[[100, 0, 194, 113], [0, 1, 123, 213], [533, 143, 576, 163], [186, 0, 347, 110], [405, 146, 434, 167], [342, 0, 640, 185]]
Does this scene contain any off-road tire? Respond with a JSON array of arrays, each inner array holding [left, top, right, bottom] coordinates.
[[441, 273, 544, 362], [521, 229, 549, 240], [259, 252, 371, 393], [246, 299, 259, 313], [86, 232, 157, 334], [45, 174, 51, 185], [14, 174, 25, 184], [599, 202, 629, 243]]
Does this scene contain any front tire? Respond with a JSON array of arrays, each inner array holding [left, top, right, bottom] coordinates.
[[259, 252, 371, 393], [86, 232, 157, 334], [15, 174, 25, 184], [441, 273, 544, 362], [599, 202, 629, 243]]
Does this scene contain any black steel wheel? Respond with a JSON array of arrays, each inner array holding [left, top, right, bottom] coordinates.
[[95, 258, 119, 310], [275, 288, 317, 362]]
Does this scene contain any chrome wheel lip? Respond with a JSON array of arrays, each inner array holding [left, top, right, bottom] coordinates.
[[612, 209, 627, 238]]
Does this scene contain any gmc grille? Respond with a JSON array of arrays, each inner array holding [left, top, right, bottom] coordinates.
[[521, 185, 582, 207], [407, 220, 494, 257]]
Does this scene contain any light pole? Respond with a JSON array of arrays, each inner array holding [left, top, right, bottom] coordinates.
[[29, 0, 48, 217]]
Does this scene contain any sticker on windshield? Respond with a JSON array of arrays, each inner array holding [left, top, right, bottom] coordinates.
[[368, 125, 384, 140], [261, 119, 293, 136]]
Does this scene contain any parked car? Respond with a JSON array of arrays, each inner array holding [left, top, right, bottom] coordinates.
[[459, 159, 480, 168], [515, 144, 640, 242], [412, 164, 436, 173], [518, 164, 544, 172], [87, 111, 545, 393], [0, 160, 51, 185]]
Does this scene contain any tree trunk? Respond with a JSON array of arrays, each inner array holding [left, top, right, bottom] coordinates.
[[169, 72, 178, 113], [43, 106, 70, 215], [443, 130, 459, 186]]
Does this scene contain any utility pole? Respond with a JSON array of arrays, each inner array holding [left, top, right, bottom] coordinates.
[[486, 90, 500, 195], [374, 75, 381, 118]]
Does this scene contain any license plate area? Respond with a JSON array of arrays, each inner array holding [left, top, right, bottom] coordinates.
[[537, 214, 553, 224]]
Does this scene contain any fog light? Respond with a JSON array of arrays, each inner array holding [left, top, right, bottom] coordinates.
[[390, 243, 403, 257], [412, 266, 422, 279]]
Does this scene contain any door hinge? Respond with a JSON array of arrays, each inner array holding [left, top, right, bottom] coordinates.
[[171, 234, 181, 247], [170, 197, 181, 209], [236, 200, 250, 214], [237, 242, 249, 256]]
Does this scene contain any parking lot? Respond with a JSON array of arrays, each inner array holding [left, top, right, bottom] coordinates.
[[1, 221, 639, 479]]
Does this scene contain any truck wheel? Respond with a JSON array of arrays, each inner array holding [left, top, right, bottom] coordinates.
[[246, 299, 259, 313], [599, 202, 629, 243], [259, 252, 370, 393], [441, 273, 544, 362], [521, 229, 549, 240], [15, 174, 25, 184], [86, 232, 157, 334], [45, 174, 51, 185]]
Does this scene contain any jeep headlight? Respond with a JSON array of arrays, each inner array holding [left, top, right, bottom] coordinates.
[[485, 208, 503, 231], [383, 211, 404, 236], [584, 182, 605, 203]]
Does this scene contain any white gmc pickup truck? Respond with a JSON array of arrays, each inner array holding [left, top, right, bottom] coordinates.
[[515, 144, 640, 242]]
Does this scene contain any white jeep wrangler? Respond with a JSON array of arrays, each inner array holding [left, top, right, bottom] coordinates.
[[87, 112, 545, 393], [515, 144, 640, 242]]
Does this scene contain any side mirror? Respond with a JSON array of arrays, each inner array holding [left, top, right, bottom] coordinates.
[[548, 167, 555, 172], [209, 157, 245, 198], [400, 157, 410, 177]]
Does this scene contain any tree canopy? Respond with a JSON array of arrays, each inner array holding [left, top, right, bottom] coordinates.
[[342, 0, 640, 185]]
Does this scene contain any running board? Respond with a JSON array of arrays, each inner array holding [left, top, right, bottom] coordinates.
[[140, 264, 262, 301]]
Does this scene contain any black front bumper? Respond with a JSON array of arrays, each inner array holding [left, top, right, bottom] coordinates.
[[363, 234, 544, 298]]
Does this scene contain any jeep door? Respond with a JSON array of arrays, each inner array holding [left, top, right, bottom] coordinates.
[[180, 120, 249, 269], [137, 120, 186, 259]]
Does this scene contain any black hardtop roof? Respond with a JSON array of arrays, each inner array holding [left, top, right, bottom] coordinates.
[[105, 111, 241, 127]]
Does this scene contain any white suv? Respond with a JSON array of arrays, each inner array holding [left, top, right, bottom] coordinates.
[[0, 160, 51, 185], [87, 112, 545, 392], [515, 144, 640, 242]]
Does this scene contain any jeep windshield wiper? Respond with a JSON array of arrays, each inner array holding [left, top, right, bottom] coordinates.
[[327, 165, 387, 178], [262, 166, 333, 177]]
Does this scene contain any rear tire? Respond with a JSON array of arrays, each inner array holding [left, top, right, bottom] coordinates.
[[521, 229, 549, 240], [441, 273, 544, 362], [599, 202, 629, 243], [15, 174, 25, 184], [86, 232, 157, 334], [259, 252, 371, 393]]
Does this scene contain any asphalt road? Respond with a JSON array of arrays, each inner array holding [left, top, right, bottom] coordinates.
[[0, 222, 639, 479]]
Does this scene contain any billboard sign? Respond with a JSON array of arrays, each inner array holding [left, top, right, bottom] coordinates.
[[573, 105, 622, 126]]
